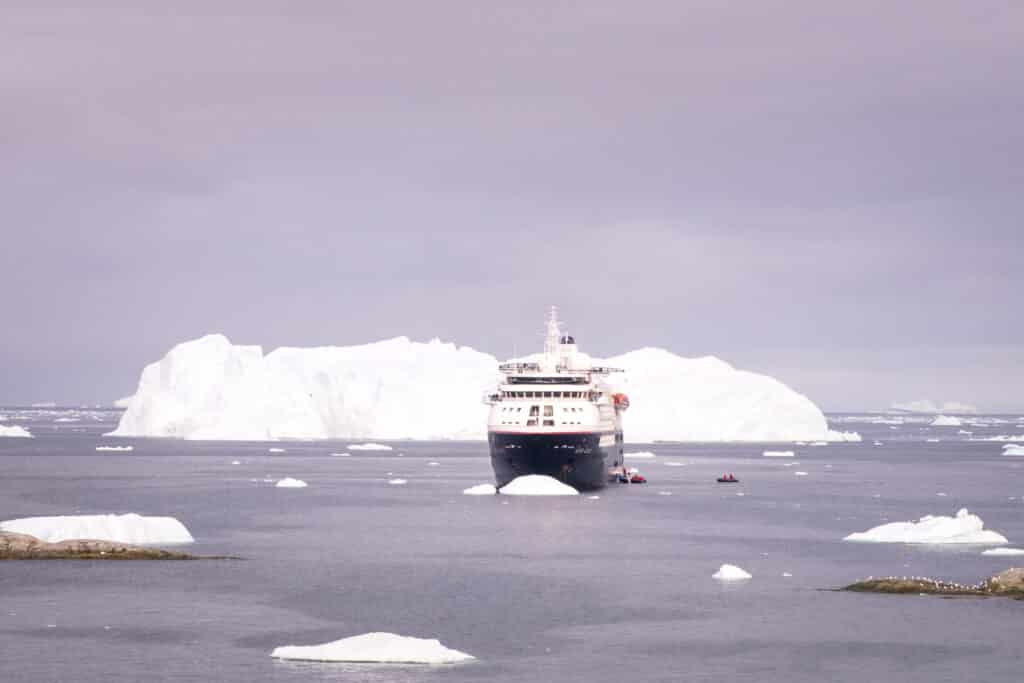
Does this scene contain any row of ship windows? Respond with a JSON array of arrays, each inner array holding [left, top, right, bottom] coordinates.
[[499, 420, 585, 426], [500, 391, 589, 399], [500, 405, 585, 415]]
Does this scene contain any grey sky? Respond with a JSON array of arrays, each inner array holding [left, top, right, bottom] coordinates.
[[2, 1, 1022, 411]]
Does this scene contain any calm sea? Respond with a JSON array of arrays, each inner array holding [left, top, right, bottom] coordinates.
[[1, 408, 1022, 682]]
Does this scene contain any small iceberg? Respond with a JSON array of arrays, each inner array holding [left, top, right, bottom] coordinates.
[[1002, 445, 1024, 456], [271, 631, 474, 664], [763, 450, 794, 457], [809, 441, 828, 446], [0, 513, 194, 545], [387, 478, 407, 485], [231, 460, 241, 465], [982, 548, 1024, 557], [794, 471, 809, 476], [0, 425, 33, 438], [463, 484, 497, 495], [712, 564, 752, 581], [275, 478, 308, 488], [330, 452, 351, 457], [95, 445, 133, 452], [930, 415, 962, 427], [348, 443, 393, 451], [499, 475, 578, 496], [268, 447, 286, 453], [843, 508, 1008, 545], [624, 451, 656, 459]]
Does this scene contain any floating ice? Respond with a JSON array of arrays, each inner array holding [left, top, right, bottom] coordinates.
[[794, 471, 809, 476], [712, 564, 752, 581], [763, 450, 794, 457], [113, 396, 133, 409], [982, 548, 1024, 556], [0, 513, 194, 545], [981, 434, 1024, 442], [843, 509, 1008, 545], [1002, 445, 1024, 456], [499, 475, 578, 496], [387, 478, 407, 485], [463, 483, 497, 495], [270, 632, 474, 664], [0, 425, 32, 438], [809, 441, 828, 447], [231, 460, 241, 465], [331, 452, 351, 457], [95, 445, 133, 451], [268, 447, 286, 453], [926, 438, 940, 443], [275, 478, 307, 488], [624, 451, 656, 459], [892, 400, 977, 414], [663, 461, 686, 467], [349, 443, 393, 451], [427, 461, 440, 466], [930, 415, 962, 427], [109, 334, 857, 443]]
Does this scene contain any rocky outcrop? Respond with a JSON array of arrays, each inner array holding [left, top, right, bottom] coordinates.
[[845, 568, 1024, 600], [0, 531, 196, 560]]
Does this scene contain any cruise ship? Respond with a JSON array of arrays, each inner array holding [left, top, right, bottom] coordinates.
[[484, 309, 629, 490]]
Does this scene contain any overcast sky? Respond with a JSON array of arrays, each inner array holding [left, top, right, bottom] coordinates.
[[2, 1, 1022, 411]]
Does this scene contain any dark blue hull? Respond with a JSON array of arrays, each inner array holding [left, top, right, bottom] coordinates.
[[488, 431, 624, 491]]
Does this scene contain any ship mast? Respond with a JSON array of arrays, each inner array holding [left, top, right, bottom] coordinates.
[[543, 306, 560, 366]]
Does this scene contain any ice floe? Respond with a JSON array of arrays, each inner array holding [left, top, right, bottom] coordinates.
[[930, 415, 962, 427], [387, 478, 407, 485], [0, 513, 194, 545], [109, 333, 857, 443], [624, 451, 656, 459], [982, 548, 1024, 556], [1001, 445, 1024, 456], [275, 478, 307, 488], [499, 475, 578, 496], [349, 443, 393, 451], [463, 483, 497, 495], [267, 447, 286, 453], [843, 509, 1008, 545], [331, 452, 351, 457], [892, 400, 977, 414], [0, 424, 33, 438], [763, 450, 794, 457], [270, 632, 474, 664], [712, 564, 752, 581], [231, 460, 241, 465], [95, 445, 133, 451], [794, 471, 809, 476], [980, 434, 1024, 442]]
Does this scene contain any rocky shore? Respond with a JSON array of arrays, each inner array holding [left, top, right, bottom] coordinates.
[[1, 531, 200, 560], [844, 568, 1024, 600]]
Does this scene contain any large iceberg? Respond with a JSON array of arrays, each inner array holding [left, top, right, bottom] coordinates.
[[843, 509, 1007, 545], [270, 632, 474, 664], [0, 424, 33, 438], [110, 334, 858, 443], [0, 513, 194, 545]]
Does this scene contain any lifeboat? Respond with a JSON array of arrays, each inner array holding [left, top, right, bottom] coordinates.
[[612, 393, 630, 410]]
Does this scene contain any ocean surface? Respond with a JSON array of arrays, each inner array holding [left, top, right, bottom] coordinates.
[[2, 408, 1023, 682]]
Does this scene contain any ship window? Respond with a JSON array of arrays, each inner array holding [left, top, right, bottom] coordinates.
[[543, 406, 553, 417], [543, 391, 552, 398], [526, 419, 537, 426], [543, 419, 555, 427], [529, 405, 539, 417]]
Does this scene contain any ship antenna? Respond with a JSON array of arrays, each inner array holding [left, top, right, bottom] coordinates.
[[544, 305, 560, 358]]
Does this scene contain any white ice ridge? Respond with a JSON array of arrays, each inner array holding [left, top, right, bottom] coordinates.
[[348, 443, 393, 451], [0, 513, 194, 545], [270, 632, 474, 664], [499, 475, 579, 496], [843, 509, 1008, 545], [463, 483, 497, 495], [275, 478, 307, 488], [930, 415, 962, 427], [763, 450, 794, 457], [0, 424, 33, 438], [1002, 445, 1024, 456], [712, 564, 752, 581], [109, 334, 859, 443], [982, 548, 1024, 556]]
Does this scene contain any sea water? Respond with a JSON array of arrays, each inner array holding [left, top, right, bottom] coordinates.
[[1, 408, 1022, 682]]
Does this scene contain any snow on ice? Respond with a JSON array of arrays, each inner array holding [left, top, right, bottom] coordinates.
[[0, 424, 33, 438], [270, 632, 474, 664], [712, 564, 752, 581], [275, 478, 307, 488], [499, 475, 578, 496], [0, 513, 194, 545], [109, 334, 859, 443], [844, 509, 1008, 545], [463, 483, 497, 495]]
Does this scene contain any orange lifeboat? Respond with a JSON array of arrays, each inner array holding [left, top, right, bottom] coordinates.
[[612, 393, 630, 410]]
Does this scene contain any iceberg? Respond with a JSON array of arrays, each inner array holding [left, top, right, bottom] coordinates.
[[96, 445, 133, 452], [982, 548, 1024, 557], [0, 424, 32, 438], [499, 475, 578, 496], [930, 415, 962, 427], [1002, 445, 1024, 456], [0, 513, 194, 545], [763, 450, 794, 457], [275, 478, 307, 488], [270, 632, 474, 664], [844, 509, 1007, 545], [113, 396, 134, 409], [712, 564, 752, 581], [110, 334, 860, 443], [624, 451, 656, 459], [891, 400, 978, 414], [348, 443, 393, 451], [387, 478, 407, 485], [463, 483, 497, 495]]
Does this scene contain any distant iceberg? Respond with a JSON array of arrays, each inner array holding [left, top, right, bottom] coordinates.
[[463, 483, 497, 495], [499, 474, 578, 496], [891, 400, 978, 414], [109, 334, 860, 443], [0, 513, 194, 545], [275, 478, 307, 488], [930, 415, 962, 427], [0, 424, 32, 438], [844, 509, 1007, 545], [712, 564, 752, 581], [348, 443, 393, 451], [1002, 445, 1024, 456], [270, 632, 474, 664], [763, 450, 795, 457]]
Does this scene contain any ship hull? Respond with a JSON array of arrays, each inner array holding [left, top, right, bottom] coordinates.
[[487, 431, 623, 491]]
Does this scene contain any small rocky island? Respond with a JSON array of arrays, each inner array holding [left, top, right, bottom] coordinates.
[[844, 568, 1024, 600], [0, 531, 199, 560]]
